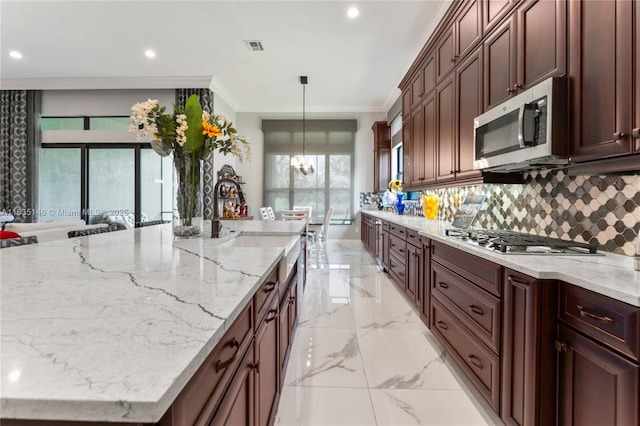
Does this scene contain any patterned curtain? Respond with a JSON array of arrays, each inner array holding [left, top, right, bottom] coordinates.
[[0, 90, 36, 222], [175, 88, 215, 220]]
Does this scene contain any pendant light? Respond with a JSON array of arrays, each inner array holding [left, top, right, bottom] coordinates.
[[291, 75, 314, 175]]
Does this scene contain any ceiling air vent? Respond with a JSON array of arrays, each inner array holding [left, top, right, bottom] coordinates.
[[244, 40, 264, 51]]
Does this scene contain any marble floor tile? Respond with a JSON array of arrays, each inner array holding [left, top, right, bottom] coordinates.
[[283, 327, 368, 388], [357, 328, 463, 390], [275, 386, 377, 426], [276, 239, 502, 425]]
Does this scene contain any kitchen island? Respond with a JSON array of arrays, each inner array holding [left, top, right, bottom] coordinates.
[[0, 221, 305, 424]]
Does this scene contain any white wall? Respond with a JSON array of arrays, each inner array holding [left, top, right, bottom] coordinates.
[[235, 111, 385, 239]]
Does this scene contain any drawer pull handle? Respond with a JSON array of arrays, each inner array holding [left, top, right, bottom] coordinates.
[[398, 272, 405, 277], [250, 360, 261, 374], [507, 275, 528, 285], [577, 305, 614, 325], [468, 354, 484, 369], [215, 338, 240, 372], [436, 320, 448, 330], [289, 296, 295, 305], [438, 282, 449, 289], [469, 305, 484, 316], [263, 281, 276, 293], [265, 308, 278, 323], [391, 243, 396, 247]]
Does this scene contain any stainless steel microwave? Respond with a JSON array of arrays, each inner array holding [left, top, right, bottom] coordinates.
[[473, 77, 567, 172]]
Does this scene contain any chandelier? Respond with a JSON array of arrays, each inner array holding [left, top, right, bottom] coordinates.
[[291, 75, 314, 175]]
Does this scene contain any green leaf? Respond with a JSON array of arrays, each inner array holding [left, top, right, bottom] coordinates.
[[183, 94, 204, 154]]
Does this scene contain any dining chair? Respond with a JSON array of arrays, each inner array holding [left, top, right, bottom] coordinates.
[[266, 206, 276, 221], [0, 236, 39, 249], [320, 207, 334, 240], [259, 207, 270, 221], [293, 206, 312, 223]]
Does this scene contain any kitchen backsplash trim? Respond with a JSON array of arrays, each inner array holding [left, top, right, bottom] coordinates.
[[361, 169, 640, 256]]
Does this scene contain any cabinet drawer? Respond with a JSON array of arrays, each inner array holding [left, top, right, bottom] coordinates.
[[559, 283, 640, 361], [254, 266, 279, 328], [388, 252, 406, 287], [432, 262, 501, 353], [382, 220, 390, 232], [432, 242, 502, 296], [389, 233, 407, 259], [431, 298, 500, 411], [406, 228, 422, 247], [170, 303, 253, 426], [389, 223, 407, 239]]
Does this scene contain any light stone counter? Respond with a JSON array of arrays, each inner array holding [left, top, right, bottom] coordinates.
[[0, 222, 303, 423], [363, 211, 640, 307]]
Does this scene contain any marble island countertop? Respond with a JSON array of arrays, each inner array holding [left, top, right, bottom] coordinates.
[[363, 211, 640, 307], [0, 222, 304, 423]]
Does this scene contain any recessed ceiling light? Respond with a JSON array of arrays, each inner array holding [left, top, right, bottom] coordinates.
[[9, 50, 23, 59], [347, 7, 359, 18], [144, 49, 156, 58]]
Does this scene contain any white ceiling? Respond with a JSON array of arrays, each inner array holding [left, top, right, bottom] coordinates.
[[1, 0, 451, 113]]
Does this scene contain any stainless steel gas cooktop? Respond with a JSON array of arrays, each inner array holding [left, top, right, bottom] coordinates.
[[445, 228, 600, 255]]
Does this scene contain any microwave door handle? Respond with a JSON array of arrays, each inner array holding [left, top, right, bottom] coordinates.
[[518, 103, 535, 147]]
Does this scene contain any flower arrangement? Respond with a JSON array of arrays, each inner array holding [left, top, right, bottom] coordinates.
[[129, 95, 251, 162], [388, 179, 403, 194], [129, 95, 251, 237]]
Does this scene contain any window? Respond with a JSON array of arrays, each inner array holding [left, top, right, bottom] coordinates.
[[39, 144, 171, 224], [263, 120, 356, 224]]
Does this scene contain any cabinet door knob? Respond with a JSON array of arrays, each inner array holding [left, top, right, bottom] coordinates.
[[467, 354, 484, 369], [613, 132, 626, 140], [507, 87, 515, 94], [632, 128, 640, 138], [436, 320, 448, 330]]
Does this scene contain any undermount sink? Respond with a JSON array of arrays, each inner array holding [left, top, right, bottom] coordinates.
[[222, 235, 300, 283]]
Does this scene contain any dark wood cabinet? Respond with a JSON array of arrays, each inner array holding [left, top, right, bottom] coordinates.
[[485, 0, 566, 110], [406, 234, 421, 305], [635, 1, 640, 153], [372, 121, 391, 193], [501, 269, 556, 426], [254, 293, 279, 426], [557, 324, 639, 426], [436, 74, 456, 183], [437, 25, 456, 82], [420, 237, 431, 326], [569, 0, 635, 163], [483, 16, 516, 110], [483, 0, 517, 34], [455, 49, 483, 181], [456, 0, 483, 62], [409, 105, 425, 187], [208, 347, 255, 426]]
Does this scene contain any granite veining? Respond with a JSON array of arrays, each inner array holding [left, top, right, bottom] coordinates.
[[0, 223, 302, 422], [363, 211, 640, 306]]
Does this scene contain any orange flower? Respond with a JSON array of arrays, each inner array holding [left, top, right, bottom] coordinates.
[[202, 122, 222, 138]]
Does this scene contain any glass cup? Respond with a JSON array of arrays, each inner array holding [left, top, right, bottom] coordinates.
[[422, 194, 439, 220]]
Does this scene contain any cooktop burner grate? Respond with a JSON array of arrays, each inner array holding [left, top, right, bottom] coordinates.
[[445, 228, 599, 254]]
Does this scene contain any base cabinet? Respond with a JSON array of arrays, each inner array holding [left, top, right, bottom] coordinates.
[[208, 347, 255, 426], [557, 325, 639, 426]]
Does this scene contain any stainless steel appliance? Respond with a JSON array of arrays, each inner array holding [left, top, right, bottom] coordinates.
[[473, 77, 567, 172], [445, 228, 599, 255]]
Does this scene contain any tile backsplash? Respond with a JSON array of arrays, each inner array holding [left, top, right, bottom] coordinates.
[[364, 170, 640, 256]]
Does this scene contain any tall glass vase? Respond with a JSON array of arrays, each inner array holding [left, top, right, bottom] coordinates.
[[173, 155, 203, 238], [395, 193, 405, 215]]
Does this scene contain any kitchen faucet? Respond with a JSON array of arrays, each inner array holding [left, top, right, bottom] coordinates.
[[212, 177, 240, 238]]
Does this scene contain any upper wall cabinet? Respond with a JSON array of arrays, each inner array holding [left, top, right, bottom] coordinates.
[[569, 0, 638, 165], [403, 53, 436, 117], [483, 0, 518, 34], [437, 0, 483, 83], [484, 0, 566, 110], [372, 121, 391, 193]]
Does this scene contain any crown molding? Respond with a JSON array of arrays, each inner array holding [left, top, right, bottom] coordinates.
[[0, 76, 212, 90]]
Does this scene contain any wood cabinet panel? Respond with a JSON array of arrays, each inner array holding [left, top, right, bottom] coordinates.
[[420, 238, 432, 326], [406, 242, 420, 304], [501, 270, 556, 426], [389, 233, 407, 263], [484, 0, 516, 33], [372, 121, 391, 193], [516, 0, 566, 89], [456, 0, 483, 61], [254, 268, 279, 329], [569, 0, 634, 162], [557, 324, 639, 426], [431, 298, 501, 411], [409, 106, 425, 187], [388, 252, 407, 290], [431, 242, 502, 297], [436, 74, 455, 182], [207, 347, 255, 426], [484, 16, 516, 110], [432, 262, 501, 353], [437, 26, 456, 82], [455, 49, 483, 180], [559, 283, 640, 361], [423, 93, 437, 185], [422, 54, 436, 97], [254, 294, 279, 426], [636, 2, 640, 152]]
